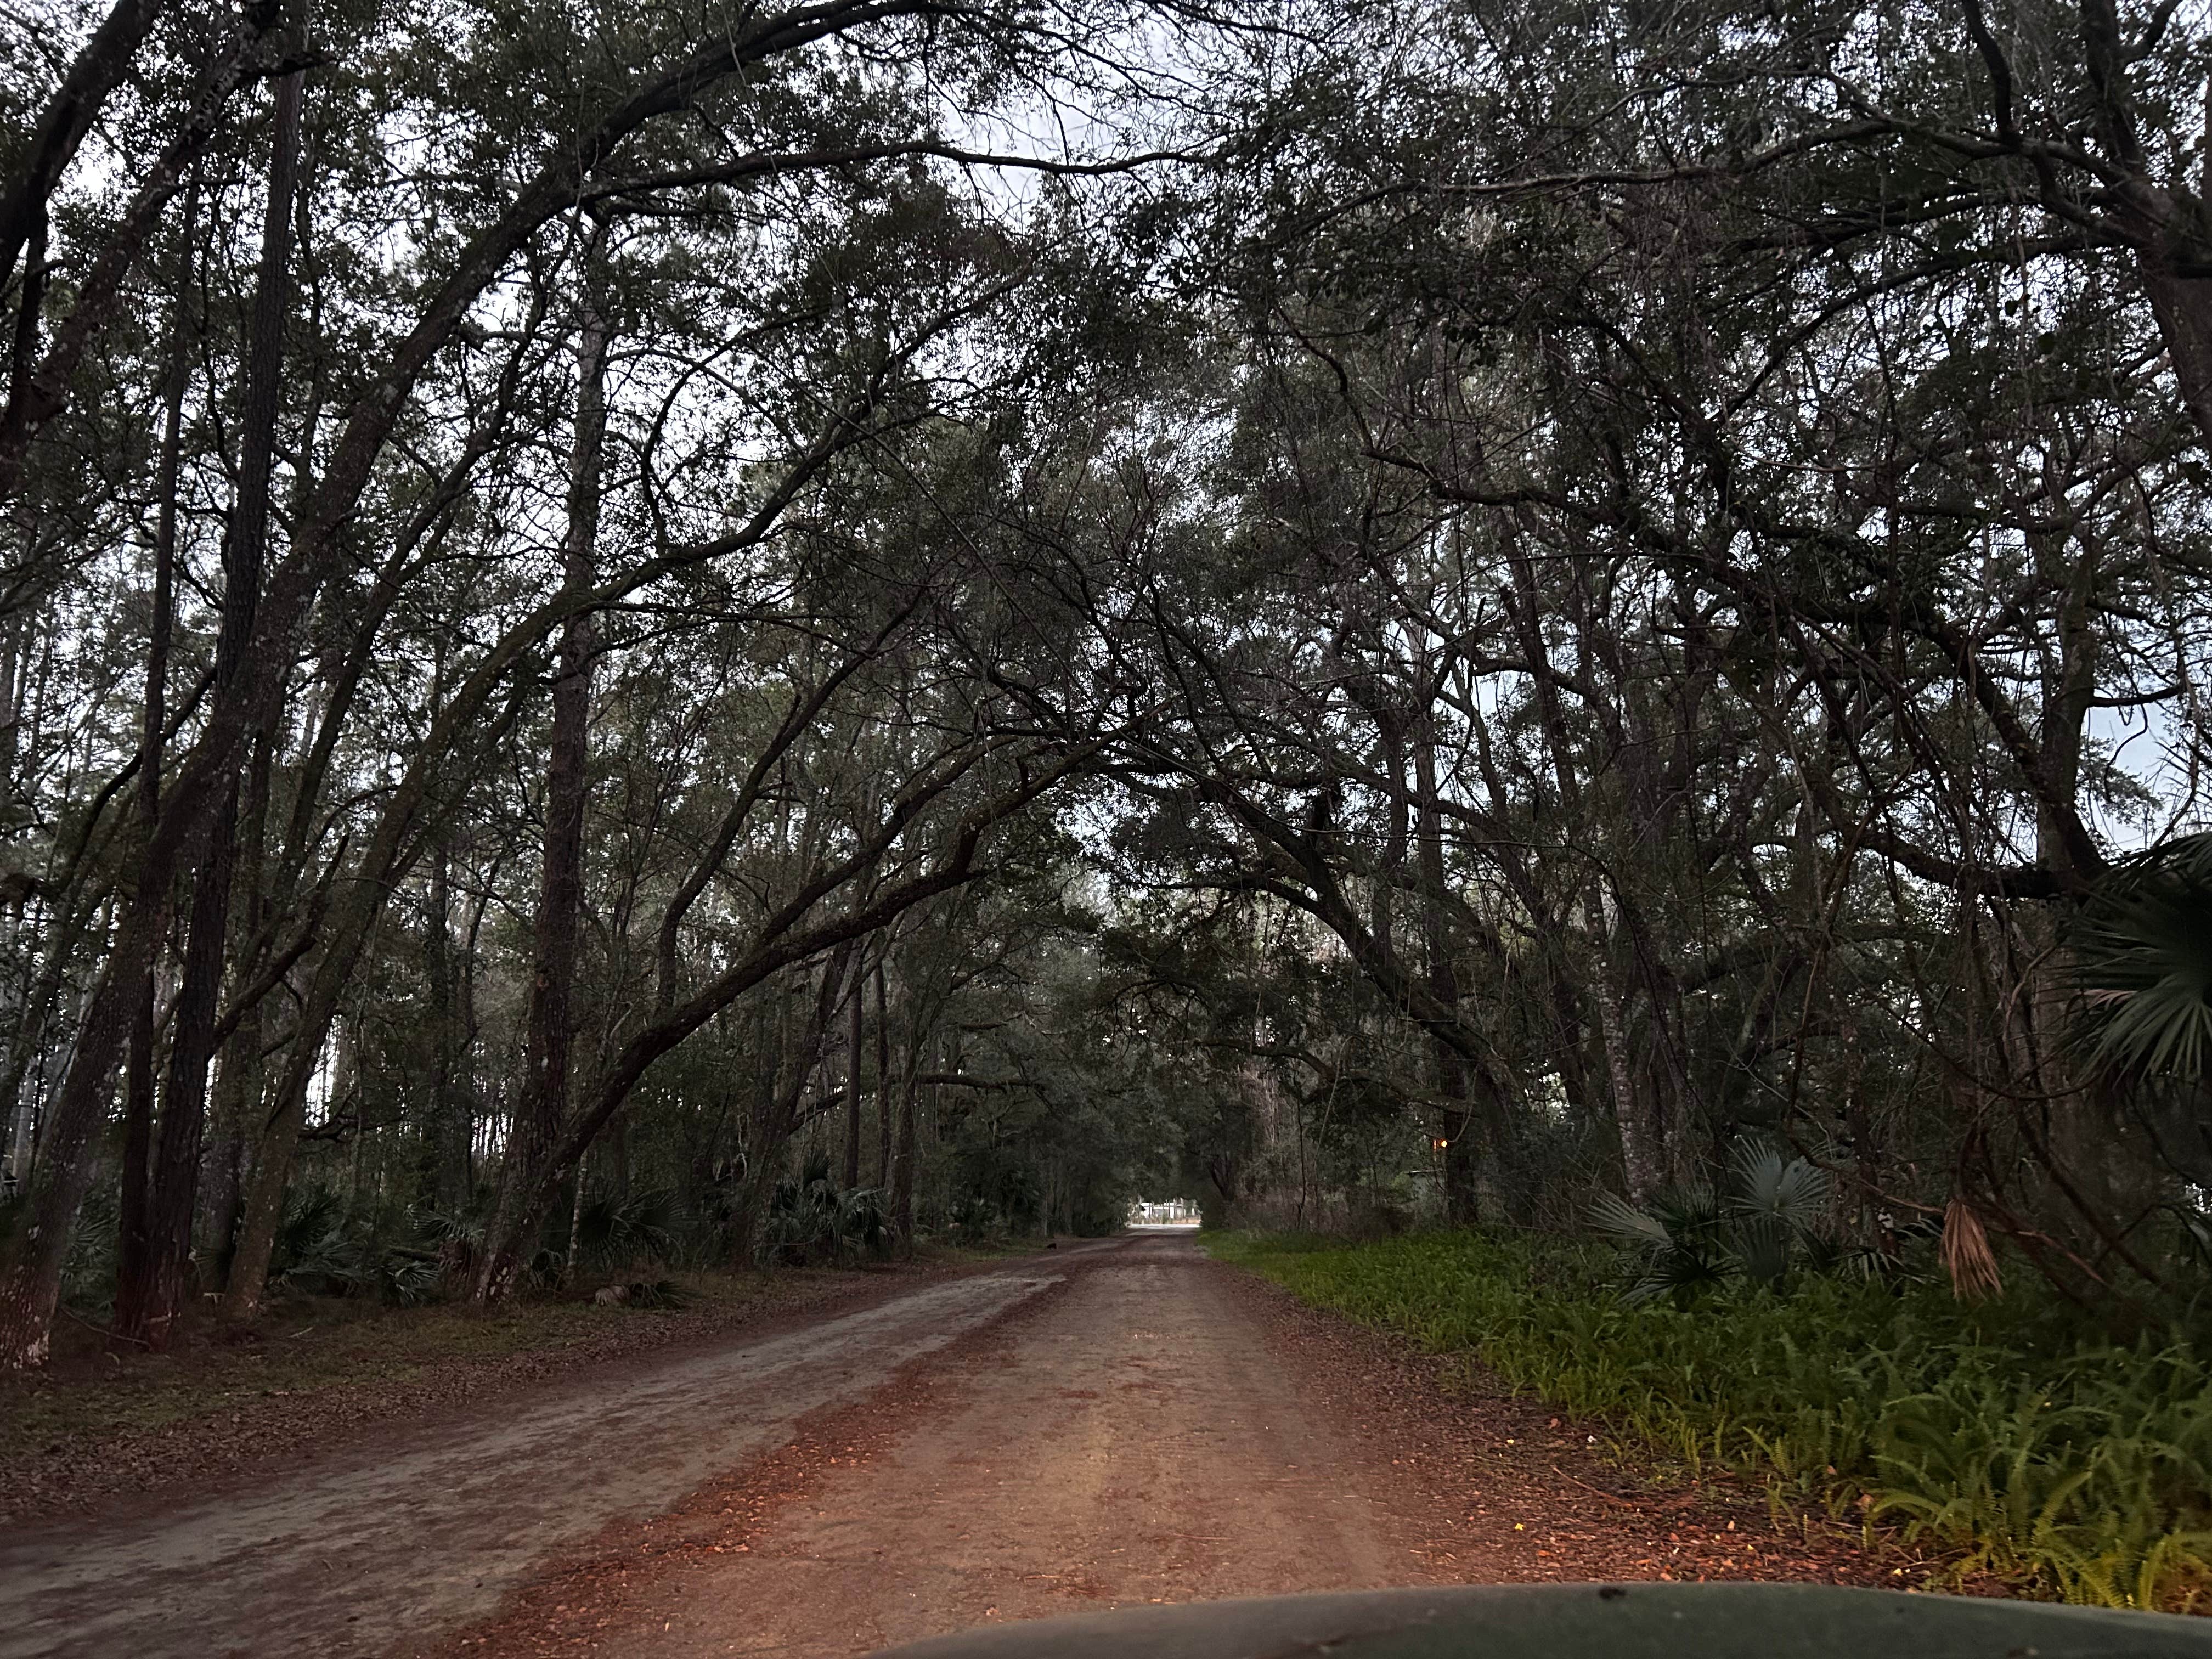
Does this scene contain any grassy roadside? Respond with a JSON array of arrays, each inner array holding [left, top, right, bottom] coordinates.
[[1207, 1229, 2212, 1611], [0, 1244, 1014, 1492]]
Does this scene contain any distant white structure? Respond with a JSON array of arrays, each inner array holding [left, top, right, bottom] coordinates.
[[1129, 1198, 1200, 1226]]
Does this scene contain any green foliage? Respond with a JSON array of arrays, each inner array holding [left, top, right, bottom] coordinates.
[[1211, 1230, 2212, 1611], [272, 1188, 451, 1306], [1590, 1141, 1836, 1304], [940, 1192, 1009, 1247], [58, 1182, 121, 1313], [572, 1189, 680, 1269], [763, 1153, 894, 1265], [2073, 833, 2212, 1081]]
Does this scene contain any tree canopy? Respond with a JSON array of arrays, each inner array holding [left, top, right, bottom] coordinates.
[[3, 0, 2211, 1364]]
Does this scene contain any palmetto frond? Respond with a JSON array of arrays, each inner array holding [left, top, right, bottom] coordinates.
[[1588, 1190, 1672, 1250], [1618, 1244, 1733, 1307], [1725, 1144, 1828, 1287], [575, 1189, 681, 1267], [1726, 1142, 1830, 1234], [1592, 1139, 1836, 1302], [2072, 833, 2212, 1082]]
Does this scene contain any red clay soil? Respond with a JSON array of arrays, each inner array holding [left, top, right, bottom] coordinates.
[[436, 1233, 1928, 1659]]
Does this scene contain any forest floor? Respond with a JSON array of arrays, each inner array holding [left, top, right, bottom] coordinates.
[[0, 1248, 1017, 1524], [0, 1231, 1929, 1658]]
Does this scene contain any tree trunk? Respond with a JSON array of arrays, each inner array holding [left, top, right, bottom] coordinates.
[[107, 176, 195, 1352], [1412, 713, 1479, 1224], [0, 60, 300, 1364], [140, 780, 240, 1328], [892, 1047, 919, 1250], [200, 1122, 244, 1284], [138, 57, 300, 1343], [4, 211, 44, 433], [113, 966, 157, 1348], [423, 836, 464, 1209], [0, 950, 134, 1365], [222, 1053, 300, 1321], [1505, 543, 1650, 1200], [1596, 951, 1657, 1202], [2018, 529, 2162, 1269], [475, 281, 608, 1304]]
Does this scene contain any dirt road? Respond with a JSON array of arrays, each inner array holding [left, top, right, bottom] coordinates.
[[481, 1228, 1440, 1658], [2, 1232, 1885, 1658], [0, 1260, 1074, 1658]]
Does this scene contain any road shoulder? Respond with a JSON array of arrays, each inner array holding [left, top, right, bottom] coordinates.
[[0, 1252, 1015, 1531]]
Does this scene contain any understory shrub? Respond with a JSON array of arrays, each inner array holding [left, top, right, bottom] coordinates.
[[763, 1153, 894, 1264], [1210, 1230, 2212, 1611], [272, 1188, 448, 1305]]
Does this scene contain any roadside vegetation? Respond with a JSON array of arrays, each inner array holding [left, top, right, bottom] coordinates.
[[18, 1138, 1045, 1481], [1213, 1229, 2212, 1612]]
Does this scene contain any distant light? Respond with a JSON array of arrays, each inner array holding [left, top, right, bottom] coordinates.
[[1431, 1137, 1449, 1149]]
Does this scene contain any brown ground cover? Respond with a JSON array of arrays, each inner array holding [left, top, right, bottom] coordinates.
[[0, 1252, 997, 1527]]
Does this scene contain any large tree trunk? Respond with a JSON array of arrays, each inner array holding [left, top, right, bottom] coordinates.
[[422, 836, 465, 1209], [1505, 546, 1654, 1201], [0, 950, 134, 1365], [1594, 917, 1658, 1203], [113, 965, 157, 1348], [2018, 529, 2163, 1277], [872, 960, 890, 1186], [134, 58, 301, 1344], [221, 1011, 313, 1319], [891, 1043, 919, 1250], [143, 782, 241, 1319], [104, 177, 195, 1353], [1412, 712, 1479, 1224], [474, 284, 608, 1304]]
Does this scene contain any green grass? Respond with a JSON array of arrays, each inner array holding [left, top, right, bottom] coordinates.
[[1210, 1229, 2212, 1611]]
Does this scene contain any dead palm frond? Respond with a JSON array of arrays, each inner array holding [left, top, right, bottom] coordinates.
[[1940, 1197, 2004, 1302]]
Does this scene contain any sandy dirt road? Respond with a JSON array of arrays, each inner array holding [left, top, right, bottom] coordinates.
[[4, 1232, 1886, 1659], [0, 1258, 1080, 1658], [480, 1228, 1444, 1658]]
